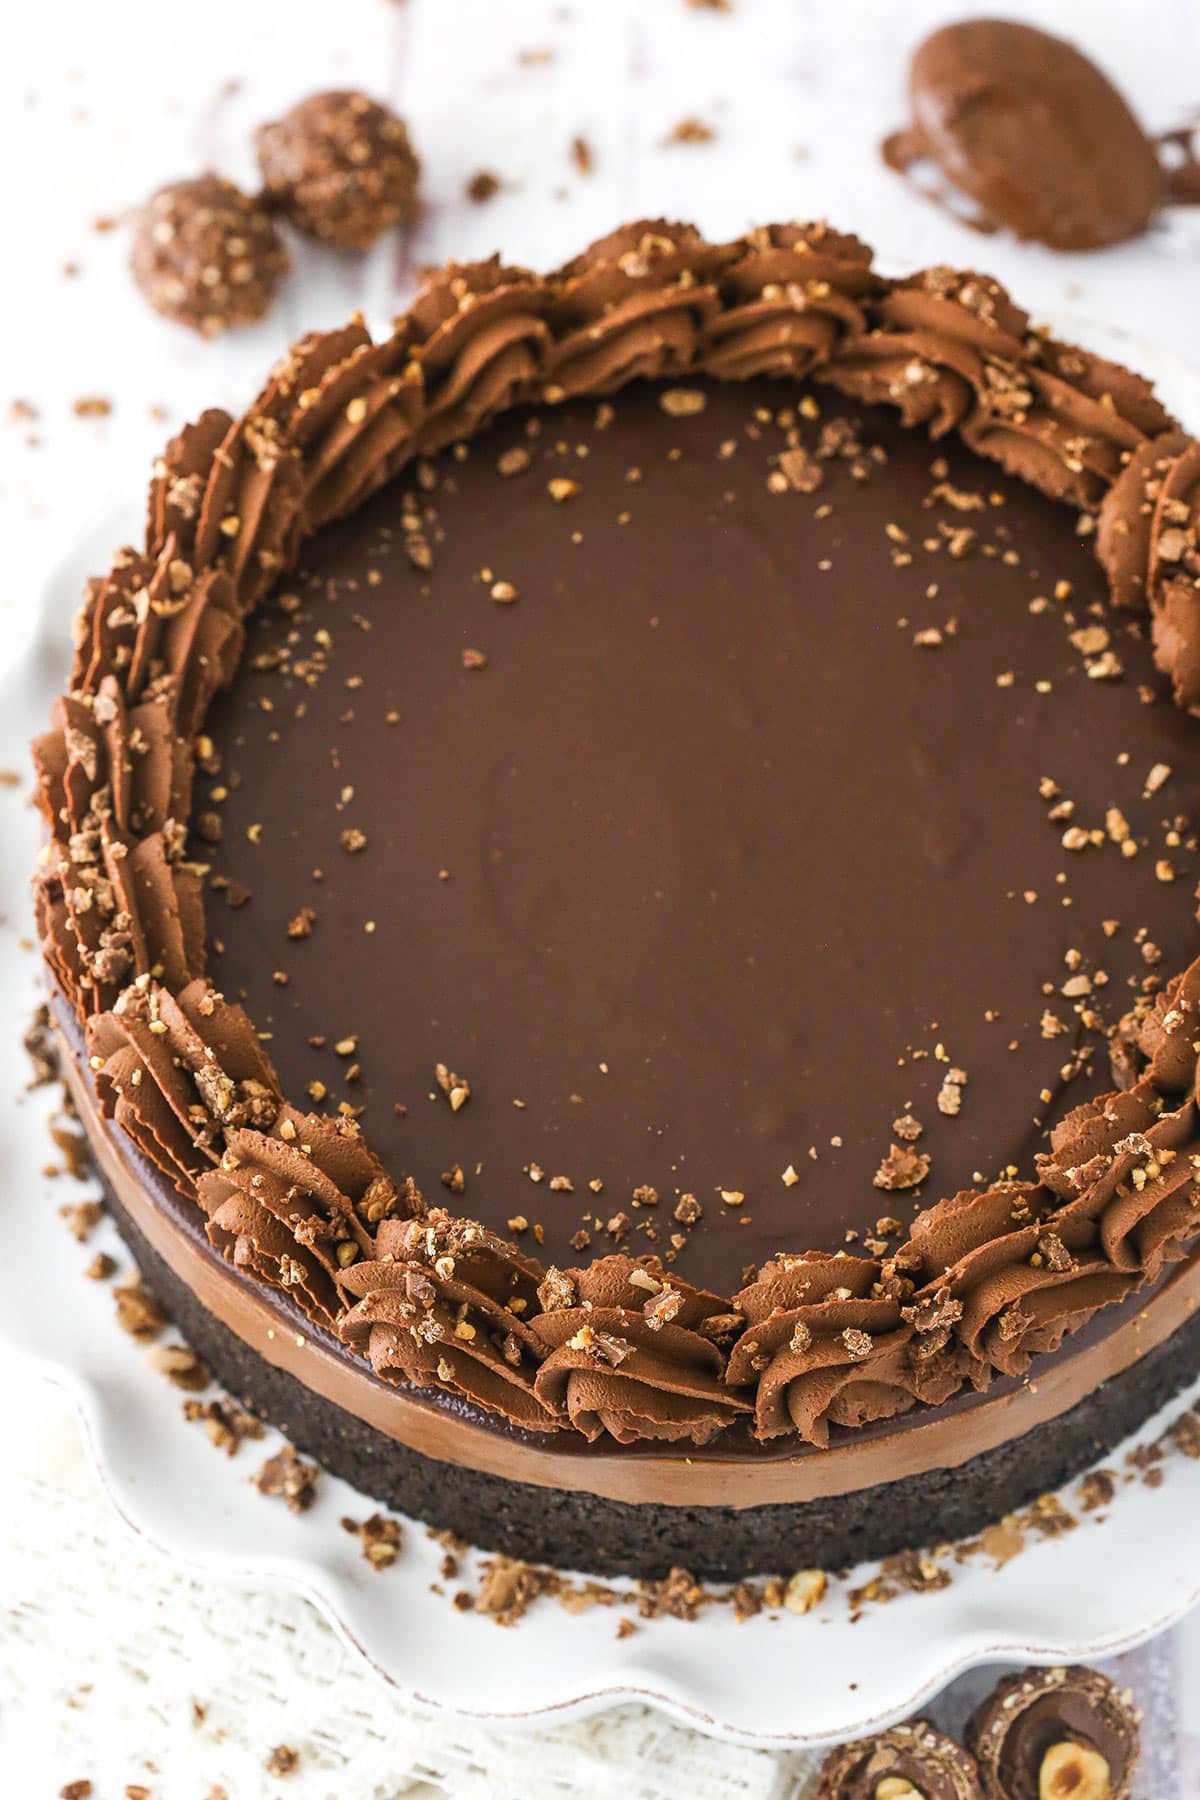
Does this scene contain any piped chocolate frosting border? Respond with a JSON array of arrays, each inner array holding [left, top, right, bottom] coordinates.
[[31, 219, 1200, 1459]]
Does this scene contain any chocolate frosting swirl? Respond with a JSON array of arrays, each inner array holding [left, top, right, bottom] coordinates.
[[702, 222, 876, 383], [530, 1257, 750, 1444], [339, 1209, 558, 1430], [1096, 429, 1200, 707], [967, 1664, 1140, 1800], [824, 264, 1029, 441], [69, 541, 243, 735], [255, 323, 422, 530], [908, 1183, 1142, 1379], [35, 826, 205, 1020], [409, 258, 552, 450], [33, 220, 1200, 1450], [1097, 431, 1199, 605], [86, 977, 279, 1197], [198, 1107, 397, 1327], [147, 409, 305, 614], [31, 661, 203, 1019], [963, 332, 1169, 508], [727, 1252, 956, 1445], [547, 221, 728, 398], [824, 263, 1171, 505], [33, 676, 191, 850], [816, 1719, 984, 1799], [1035, 1069, 1200, 1278], [1152, 575, 1200, 715]]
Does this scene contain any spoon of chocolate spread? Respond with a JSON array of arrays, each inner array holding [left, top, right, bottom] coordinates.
[[883, 17, 1198, 250]]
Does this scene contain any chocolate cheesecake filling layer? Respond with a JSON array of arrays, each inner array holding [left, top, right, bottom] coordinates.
[[203, 379, 1200, 1287]]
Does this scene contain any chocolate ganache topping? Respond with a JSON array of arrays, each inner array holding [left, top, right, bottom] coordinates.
[[32, 221, 1200, 1453], [530, 1258, 750, 1445]]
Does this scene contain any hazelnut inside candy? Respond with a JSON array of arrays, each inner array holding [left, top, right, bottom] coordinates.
[[877, 1780, 925, 1798], [1039, 1742, 1111, 1800], [966, 1663, 1137, 1800]]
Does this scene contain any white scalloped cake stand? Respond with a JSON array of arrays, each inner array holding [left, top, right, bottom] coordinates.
[[3, 320, 1200, 1748]]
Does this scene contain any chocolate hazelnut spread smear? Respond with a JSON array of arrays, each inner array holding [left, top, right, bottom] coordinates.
[[32, 222, 1200, 1451], [967, 1664, 1140, 1800], [884, 19, 1163, 250]]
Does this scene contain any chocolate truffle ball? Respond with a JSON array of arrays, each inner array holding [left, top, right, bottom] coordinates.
[[131, 176, 290, 337], [885, 19, 1160, 250], [816, 1720, 984, 1799], [967, 1664, 1141, 1800], [255, 90, 421, 250]]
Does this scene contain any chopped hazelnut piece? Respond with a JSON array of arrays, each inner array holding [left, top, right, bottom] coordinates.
[[253, 1445, 319, 1513], [147, 1342, 210, 1391], [663, 116, 715, 145], [341, 1511, 402, 1571], [873, 1143, 930, 1191], [435, 1062, 471, 1110], [659, 387, 706, 417], [783, 1568, 826, 1613], [114, 1277, 167, 1341], [466, 169, 501, 204]]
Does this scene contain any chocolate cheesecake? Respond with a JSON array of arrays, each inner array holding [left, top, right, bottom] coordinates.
[[33, 223, 1200, 1577]]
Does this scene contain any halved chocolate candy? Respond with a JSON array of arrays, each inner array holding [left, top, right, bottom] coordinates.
[[816, 1720, 984, 1799], [966, 1664, 1140, 1800]]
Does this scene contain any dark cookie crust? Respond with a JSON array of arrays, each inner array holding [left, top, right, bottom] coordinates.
[[98, 1153, 1200, 1578]]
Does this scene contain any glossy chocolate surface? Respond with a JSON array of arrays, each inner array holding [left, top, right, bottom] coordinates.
[[203, 378, 1200, 1289]]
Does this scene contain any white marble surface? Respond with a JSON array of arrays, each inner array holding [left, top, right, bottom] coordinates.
[[1, 0, 1198, 1791]]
